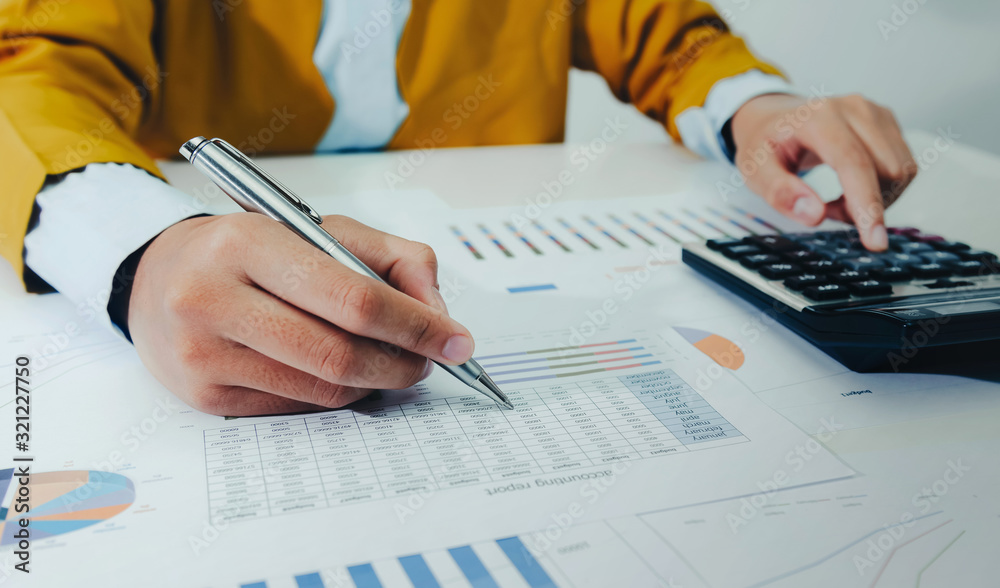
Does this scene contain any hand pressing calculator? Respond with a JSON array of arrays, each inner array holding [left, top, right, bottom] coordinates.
[[682, 228, 1000, 371]]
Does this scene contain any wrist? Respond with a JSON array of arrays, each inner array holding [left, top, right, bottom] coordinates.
[[112, 215, 214, 342]]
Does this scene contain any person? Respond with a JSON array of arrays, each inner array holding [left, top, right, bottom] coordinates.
[[0, 1, 916, 416]]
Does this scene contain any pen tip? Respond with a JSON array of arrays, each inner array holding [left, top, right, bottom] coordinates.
[[476, 373, 513, 410]]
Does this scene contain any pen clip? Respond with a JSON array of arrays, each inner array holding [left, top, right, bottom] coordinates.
[[211, 139, 325, 226]]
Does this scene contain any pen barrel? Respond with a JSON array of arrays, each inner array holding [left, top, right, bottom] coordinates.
[[183, 137, 340, 256], [435, 359, 485, 387], [181, 136, 492, 400]]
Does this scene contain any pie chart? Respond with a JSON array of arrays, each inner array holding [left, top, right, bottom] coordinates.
[[0, 468, 135, 546], [673, 326, 745, 370]]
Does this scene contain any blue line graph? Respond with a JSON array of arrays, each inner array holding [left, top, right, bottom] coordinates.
[[745, 510, 944, 588]]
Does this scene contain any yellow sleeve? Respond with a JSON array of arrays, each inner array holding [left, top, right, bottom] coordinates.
[[571, 0, 785, 141], [0, 0, 164, 290]]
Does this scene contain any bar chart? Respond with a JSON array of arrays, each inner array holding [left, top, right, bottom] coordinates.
[[448, 203, 782, 262], [238, 519, 688, 588], [478, 338, 661, 386]]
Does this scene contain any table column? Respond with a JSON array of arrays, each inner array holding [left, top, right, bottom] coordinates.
[[504, 388, 592, 473], [621, 371, 743, 448], [307, 412, 384, 506], [543, 382, 640, 465], [450, 395, 543, 480], [205, 424, 269, 521], [357, 406, 437, 497], [584, 378, 686, 458], [256, 419, 326, 515], [403, 399, 490, 488]]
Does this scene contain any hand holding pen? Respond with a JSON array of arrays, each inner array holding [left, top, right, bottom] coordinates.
[[122, 138, 509, 417]]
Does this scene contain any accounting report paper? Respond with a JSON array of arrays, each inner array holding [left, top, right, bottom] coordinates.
[[0, 283, 853, 587]]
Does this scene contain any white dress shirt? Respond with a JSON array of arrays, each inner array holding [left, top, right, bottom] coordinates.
[[24, 0, 793, 337]]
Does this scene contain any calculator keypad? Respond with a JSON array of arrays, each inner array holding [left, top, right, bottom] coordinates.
[[704, 228, 998, 303]]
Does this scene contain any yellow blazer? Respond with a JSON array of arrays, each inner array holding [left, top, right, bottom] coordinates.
[[0, 0, 780, 287]]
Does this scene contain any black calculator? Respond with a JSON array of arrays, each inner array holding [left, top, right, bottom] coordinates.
[[682, 228, 1000, 371]]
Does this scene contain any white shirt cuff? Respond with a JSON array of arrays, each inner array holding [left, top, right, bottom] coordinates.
[[676, 70, 797, 162], [24, 163, 200, 337]]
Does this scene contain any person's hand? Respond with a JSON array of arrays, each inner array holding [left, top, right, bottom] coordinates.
[[730, 93, 917, 251], [128, 213, 471, 416]]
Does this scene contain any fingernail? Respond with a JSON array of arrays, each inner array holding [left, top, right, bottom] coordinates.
[[420, 361, 434, 381], [442, 334, 474, 363], [792, 195, 824, 223], [867, 224, 889, 251], [431, 288, 449, 316]]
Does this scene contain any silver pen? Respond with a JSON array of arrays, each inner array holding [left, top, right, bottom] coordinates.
[[179, 136, 513, 410]]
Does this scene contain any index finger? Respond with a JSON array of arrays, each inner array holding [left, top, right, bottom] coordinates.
[[801, 125, 888, 251], [322, 215, 447, 313]]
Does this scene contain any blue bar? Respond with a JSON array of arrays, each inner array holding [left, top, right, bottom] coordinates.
[[295, 572, 325, 588], [398, 554, 441, 588], [496, 537, 557, 588], [449, 546, 500, 588], [347, 564, 383, 588], [507, 284, 557, 294], [241, 583, 267, 588]]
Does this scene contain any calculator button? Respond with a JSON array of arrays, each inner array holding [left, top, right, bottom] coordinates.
[[803, 284, 851, 301], [871, 267, 912, 282], [847, 280, 893, 297], [740, 254, 783, 269], [758, 263, 802, 279], [910, 263, 951, 278], [894, 242, 934, 254], [818, 246, 856, 260], [828, 270, 869, 284], [882, 253, 922, 268], [929, 240, 971, 252], [722, 244, 763, 259], [959, 250, 999, 264], [797, 238, 833, 250], [913, 233, 945, 243], [919, 251, 961, 264], [707, 238, 746, 251], [822, 229, 860, 241], [747, 235, 800, 252], [803, 260, 843, 273], [923, 279, 975, 290], [782, 250, 822, 263], [888, 227, 921, 237], [948, 260, 992, 276], [840, 256, 886, 271], [783, 274, 826, 290]]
